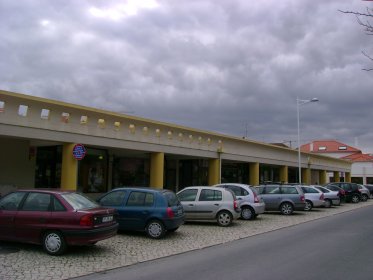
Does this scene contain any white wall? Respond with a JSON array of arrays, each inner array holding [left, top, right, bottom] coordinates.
[[351, 162, 373, 184]]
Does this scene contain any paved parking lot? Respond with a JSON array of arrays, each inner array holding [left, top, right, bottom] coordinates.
[[1, 200, 373, 280]]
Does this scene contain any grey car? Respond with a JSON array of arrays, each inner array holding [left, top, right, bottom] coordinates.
[[177, 186, 241, 226], [313, 185, 341, 207], [256, 185, 306, 215], [301, 186, 326, 211], [357, 184, 370, 201], [213, 183, 265, 220]]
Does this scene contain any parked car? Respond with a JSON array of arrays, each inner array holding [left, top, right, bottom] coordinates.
[[357, 184, 370, 201], [97, 187, 184, 239], [0, 189, 118, 255], [313, 186, 341, 207], [177, 186, 240, 226], [324, 184, 346, 202], [324, 182, 361, 203], [256, 184, 305, 215], [301, 186, 325, 211], [364, 184, 373, 197], [213, 183, 265, 220]]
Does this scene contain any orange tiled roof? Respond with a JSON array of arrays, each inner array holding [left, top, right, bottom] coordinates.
[[342, 153, 373, 162], [300, 140, 361, 153]]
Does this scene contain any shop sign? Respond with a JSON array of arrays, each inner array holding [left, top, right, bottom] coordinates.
[[73, 144, 86, 160]]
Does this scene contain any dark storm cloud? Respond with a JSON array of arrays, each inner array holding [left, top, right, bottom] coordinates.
[[1, 0, 373, 151]]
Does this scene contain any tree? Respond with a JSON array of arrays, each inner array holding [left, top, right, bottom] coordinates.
[[340, 2, 373, 71]]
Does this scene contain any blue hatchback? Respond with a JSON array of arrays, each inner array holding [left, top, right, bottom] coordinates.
[[97, 187, 184, 238]]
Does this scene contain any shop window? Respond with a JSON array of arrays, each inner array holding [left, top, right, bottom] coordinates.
[[112, 157, 150, 187], [78, 148, 108, 193]]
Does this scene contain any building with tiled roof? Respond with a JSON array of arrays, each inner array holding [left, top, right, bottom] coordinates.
[[301, 140, 373, 184]]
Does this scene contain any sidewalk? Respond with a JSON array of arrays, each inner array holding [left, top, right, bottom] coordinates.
[[1, 200, 372, 280]]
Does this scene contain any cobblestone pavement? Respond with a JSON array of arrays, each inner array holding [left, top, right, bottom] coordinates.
[[1, 200, 373, 280]]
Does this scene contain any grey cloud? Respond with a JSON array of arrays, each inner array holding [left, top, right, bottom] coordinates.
[[1, 0, 373, 152]]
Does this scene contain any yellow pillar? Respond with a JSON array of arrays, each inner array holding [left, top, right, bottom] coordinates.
[[302, 168, 311, 185], [208, 158, 220, 185], [345, 172, 351, 183], [61, 143, 78, 190], [333, 171, 340, 182], [279, 166, 288, 184], [249, 162, 260, 186], [319, 170, 327, 185], [150, 152, 164, 189]]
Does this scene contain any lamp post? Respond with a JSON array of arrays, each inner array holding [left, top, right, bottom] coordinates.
[[297, 97, 319, 184]]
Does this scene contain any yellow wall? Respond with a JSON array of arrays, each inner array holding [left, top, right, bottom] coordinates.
[[61, 143, 78, 190]]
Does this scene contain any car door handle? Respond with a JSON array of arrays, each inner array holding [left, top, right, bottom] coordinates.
[[214, 204, 220, 206], [188, 204, 194, 206]]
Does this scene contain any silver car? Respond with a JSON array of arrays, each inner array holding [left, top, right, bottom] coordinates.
[[301, 186, 326, 211], [177, 186, 241, 226], [213, 183, 265, 220], [313, 185, 341, 207], [357, 184, 370, 201], [256, 184, 306, 215]]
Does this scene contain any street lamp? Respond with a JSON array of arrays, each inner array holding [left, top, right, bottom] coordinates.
[[297, 97, 319, 184]]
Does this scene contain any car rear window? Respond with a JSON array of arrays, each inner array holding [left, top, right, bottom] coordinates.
[[61, 193, 98, 210], [163, 191, 180, 207]]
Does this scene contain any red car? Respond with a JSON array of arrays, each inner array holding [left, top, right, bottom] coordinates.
[[0, 189, 118, 255]]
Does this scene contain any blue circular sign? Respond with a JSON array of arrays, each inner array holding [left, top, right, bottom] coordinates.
[[72, 144, 86, 160]]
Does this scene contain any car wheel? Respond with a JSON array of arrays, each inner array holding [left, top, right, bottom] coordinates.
[[324, 199, 332, 208], [146, 220, 165, 239], [351, 194, 360, 203], [361, 194, 368, 202], [304, 200, 313, 211], [216, 211, 233, 227], [280, 202, 294, 215], [241, 206, 255, 220], [42, 231, 66, 256]]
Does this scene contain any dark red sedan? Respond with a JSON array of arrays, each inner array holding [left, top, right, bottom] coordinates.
[[0, 189, 118, 255]]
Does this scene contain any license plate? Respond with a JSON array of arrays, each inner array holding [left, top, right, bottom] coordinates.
[[102, 215, 113, 223]]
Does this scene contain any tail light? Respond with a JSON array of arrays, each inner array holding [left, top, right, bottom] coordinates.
[[300, 195, 305, 202], [80, 214, 93, 227], [320, 194, 324, 200], [166, 207, 174, 219], [253, 192, 260, 203], [233, 200, 239, 211]]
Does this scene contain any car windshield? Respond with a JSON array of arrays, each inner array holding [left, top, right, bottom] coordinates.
[[61, 193, 99, 210]]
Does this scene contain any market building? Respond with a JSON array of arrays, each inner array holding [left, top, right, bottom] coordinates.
[[0, 90, 351, 196]]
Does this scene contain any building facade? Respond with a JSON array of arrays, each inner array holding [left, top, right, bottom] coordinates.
[[0, 90, 351, 196], [301, 140, 373, 184]]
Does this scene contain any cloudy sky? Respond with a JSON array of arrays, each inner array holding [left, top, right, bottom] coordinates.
[[1, 0, 373, 152]]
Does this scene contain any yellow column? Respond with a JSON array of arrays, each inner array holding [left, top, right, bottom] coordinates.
[[333, 171, 340, 182], [345, 172, 351, 183], [319, 170, 327, 185], [150, 152, 164, 189], [208, 158, 220, 185], [279, 166, 288, 184], [302, 168, 311, 185], [249, 162, 260, 186], [61, 143, 78, 190]]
